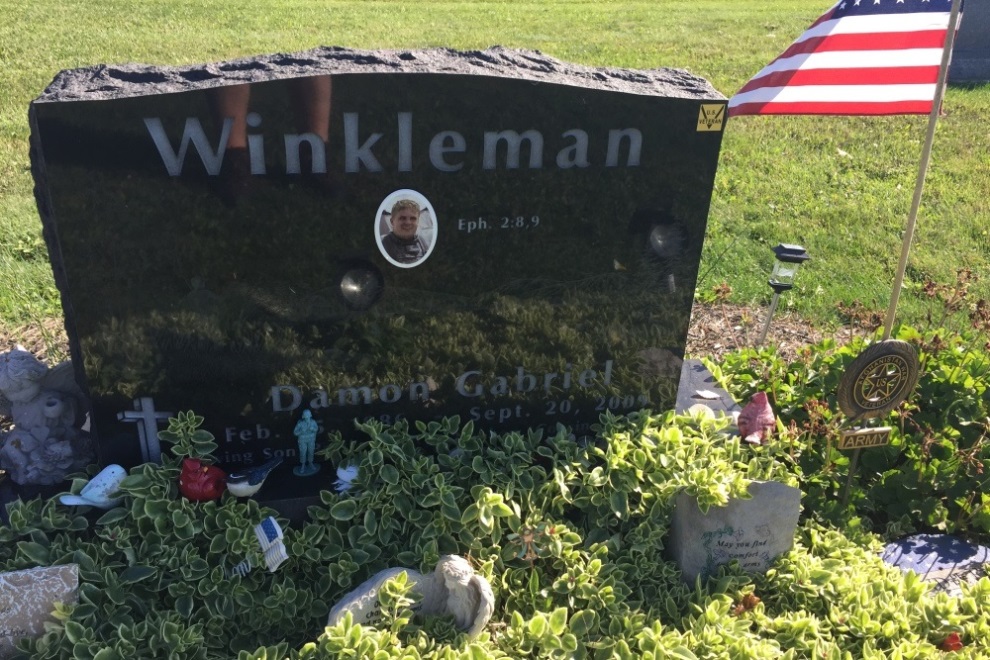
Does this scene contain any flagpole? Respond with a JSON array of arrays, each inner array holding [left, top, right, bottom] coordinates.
[[882, 0, 965, 340]]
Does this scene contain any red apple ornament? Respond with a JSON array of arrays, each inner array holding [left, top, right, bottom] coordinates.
[[179, 458, 227, 501]]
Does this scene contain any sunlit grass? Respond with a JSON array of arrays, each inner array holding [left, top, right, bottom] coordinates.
[[1, 0, 988, 333]]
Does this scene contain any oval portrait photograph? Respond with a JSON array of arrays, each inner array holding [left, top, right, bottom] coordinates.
[[374, 189, 437, 268]]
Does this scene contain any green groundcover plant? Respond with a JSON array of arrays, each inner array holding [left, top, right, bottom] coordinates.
[[708, 322, 990, 545], [3, 387, 990, 658]]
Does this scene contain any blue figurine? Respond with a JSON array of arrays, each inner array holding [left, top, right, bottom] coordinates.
[[292, 410, 321, 477], [225, 456, 283, 497]]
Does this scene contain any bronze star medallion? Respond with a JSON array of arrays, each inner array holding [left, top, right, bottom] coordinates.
[[838, 340, 919, 419]]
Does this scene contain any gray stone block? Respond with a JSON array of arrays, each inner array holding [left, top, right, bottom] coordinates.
[[675, 358, 740, 416], [0, 564, 79, 658], [669, 480, 801, 583]]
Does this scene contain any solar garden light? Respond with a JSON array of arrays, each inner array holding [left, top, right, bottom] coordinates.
[[757, 243, 810, 346]]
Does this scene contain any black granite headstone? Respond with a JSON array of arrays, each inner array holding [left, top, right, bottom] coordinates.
[[950, 2, 990, 83], [30, 47, 726, 503]]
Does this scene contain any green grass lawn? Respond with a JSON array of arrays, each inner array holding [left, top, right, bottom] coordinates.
[[2, 0, 988, 335]]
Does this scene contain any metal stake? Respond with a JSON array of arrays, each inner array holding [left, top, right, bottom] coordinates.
[[757, 291, 781, 346], [841, 448, 861, 506], [881, 0, 964, 340], [840, 415, 865, 505]]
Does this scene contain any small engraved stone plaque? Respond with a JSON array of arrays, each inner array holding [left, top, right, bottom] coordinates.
[[0, 564, 79, 658], [883, 534, 990, 598], [669, 481, 801, 583]]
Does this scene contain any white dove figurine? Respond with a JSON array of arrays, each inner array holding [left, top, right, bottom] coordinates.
[[59, 464, 127, 508]]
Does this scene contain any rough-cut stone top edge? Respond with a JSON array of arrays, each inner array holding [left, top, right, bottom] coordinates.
[[34, 46, 726, 103]]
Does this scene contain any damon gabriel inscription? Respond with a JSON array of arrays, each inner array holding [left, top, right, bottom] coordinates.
[[30, 47, 726, 483]]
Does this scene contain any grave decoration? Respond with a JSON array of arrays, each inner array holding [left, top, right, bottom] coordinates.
[[0, 349, 93, 487], [326, 555, 494, 640], [837, 340, 920, 421], [178, 458, 226, 502], [756, 243, 810, 346], [837, 426, 891, 451], [333, 464, 358, 493], [882, 533, 990, 598], [29, 46, 726, 507], [674, 358, 741, 419], [836, 339, 920, 502], [291, 410, 321, 477], [256, 517, 290, 572], [225, 456, 283, 498], [669, 480, 802, 583], [735, 391, 774, 445], [58, 463, 126, 508], [0, 564, 79, 659]]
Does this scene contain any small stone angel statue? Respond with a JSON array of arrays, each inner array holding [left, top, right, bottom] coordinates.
[[0, 347, 94, 486]]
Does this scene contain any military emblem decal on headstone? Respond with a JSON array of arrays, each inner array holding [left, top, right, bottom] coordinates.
[[837, 340, 919, 419], [696, 104, 726, 131]]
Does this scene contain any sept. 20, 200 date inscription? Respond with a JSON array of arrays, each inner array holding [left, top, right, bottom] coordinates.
[[469, 393, 649, 423], [457, 216, 540, 233]]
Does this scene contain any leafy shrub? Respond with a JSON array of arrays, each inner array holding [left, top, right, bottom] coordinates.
[[2, 410, 989, 658], [709, 322, 990, 543]]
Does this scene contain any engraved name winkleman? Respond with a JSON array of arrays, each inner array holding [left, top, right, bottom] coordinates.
[[143, 113, 646, 176], [838, 340, 920, 419]]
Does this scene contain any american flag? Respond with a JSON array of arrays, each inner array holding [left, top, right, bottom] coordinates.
[[728, 0, 961, 117]]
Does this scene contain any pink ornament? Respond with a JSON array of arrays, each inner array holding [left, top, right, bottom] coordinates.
[[737, 391, 775, 445]]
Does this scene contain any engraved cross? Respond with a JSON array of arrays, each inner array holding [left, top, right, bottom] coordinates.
[[117, 397, 173, 463]]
